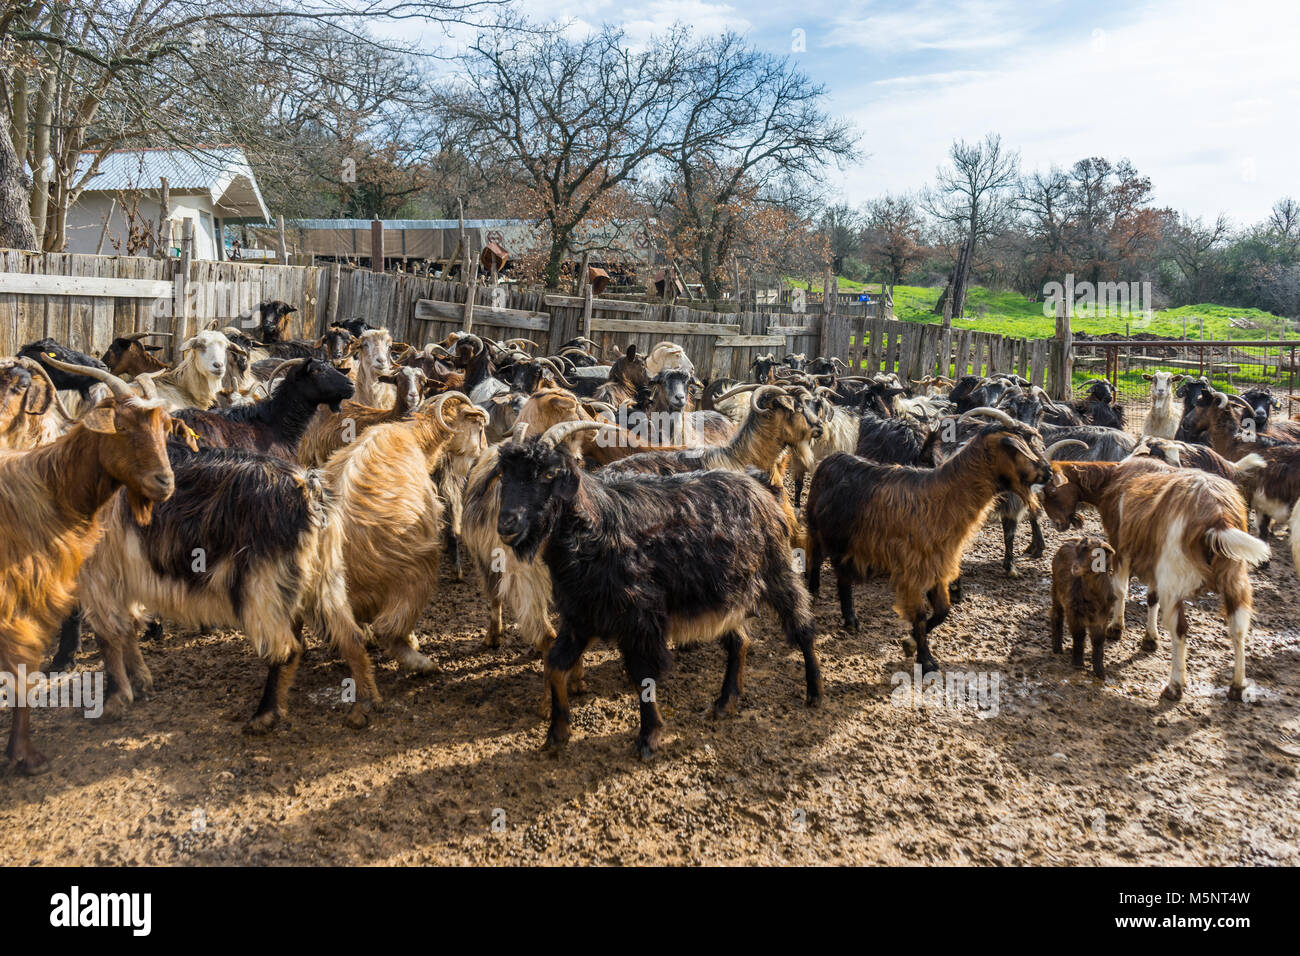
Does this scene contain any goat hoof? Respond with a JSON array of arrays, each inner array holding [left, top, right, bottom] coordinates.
[[806, 691, 823, 709], [1141, 637, 1157, 653], [1072, 654, 1084, 668], [1025, 544, 1044, 559], [1227, 684, 1246, 702], [17, 752, 51, 776], [49, 654, 76, 673], [543, 728, 570, 752], [1005, 566, 1021, 579], [345, 703, 372, 729], [919, 658, 940, 676], [842, 615, 859, 632], [1160, 682, 1183, 702], [712, 697, 737, 717], [243, 711, 280, 736], [1093, 667, 1105, 681], [636, 732, 661, 761], [101, 695, 130, 722], [1105, 626, 1122, 642]]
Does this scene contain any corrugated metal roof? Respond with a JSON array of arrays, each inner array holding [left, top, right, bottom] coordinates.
[[287, 218, 525, 230], [76, 146, 269, 221]]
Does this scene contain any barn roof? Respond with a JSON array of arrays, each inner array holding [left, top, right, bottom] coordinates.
[[76, 145, 270, 222]]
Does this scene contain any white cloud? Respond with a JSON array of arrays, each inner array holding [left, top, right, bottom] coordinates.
[[831, 0, 1300, 223]]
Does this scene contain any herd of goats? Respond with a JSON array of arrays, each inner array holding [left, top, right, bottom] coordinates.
[[2, 298, 1299, 772]]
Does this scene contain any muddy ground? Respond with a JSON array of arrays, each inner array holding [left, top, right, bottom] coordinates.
[[2, 505, 1298, 866]]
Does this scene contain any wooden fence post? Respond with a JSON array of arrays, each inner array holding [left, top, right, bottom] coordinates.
[[582, 283, 593, 341], [173, 218, 194, 353], [369, 218, 384, 273], [155, 177, 170, 258], [462, 257, 480, 332]]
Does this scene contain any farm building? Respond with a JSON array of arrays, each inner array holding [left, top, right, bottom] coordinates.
[[66, 145, 270, 259], [281, 216, 663, 285]]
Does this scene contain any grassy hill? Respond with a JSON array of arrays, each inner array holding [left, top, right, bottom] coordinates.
[[787, 278, 1294, 341]]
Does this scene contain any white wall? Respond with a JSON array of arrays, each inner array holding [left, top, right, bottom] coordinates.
[[65, 193, 221, 259]]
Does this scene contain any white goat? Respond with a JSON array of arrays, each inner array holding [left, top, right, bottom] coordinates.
[[134, 330, 234, 411], [352, 329, 396, 407], [1140, 371, 1185, 439]]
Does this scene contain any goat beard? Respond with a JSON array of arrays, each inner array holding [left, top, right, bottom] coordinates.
[[127, 489, 156, 526]]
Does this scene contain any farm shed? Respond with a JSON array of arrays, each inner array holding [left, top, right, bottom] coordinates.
[[66, 145, 270, 260]]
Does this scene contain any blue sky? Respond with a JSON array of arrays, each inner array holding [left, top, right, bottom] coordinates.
[[428, 0, 1300, 225]]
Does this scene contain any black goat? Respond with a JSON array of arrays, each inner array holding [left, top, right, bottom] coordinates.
[[1070, 379, 1125, 429], [18, 338, 109, 401], [174, 358, 354, 460], [495, 421, 822, 759]]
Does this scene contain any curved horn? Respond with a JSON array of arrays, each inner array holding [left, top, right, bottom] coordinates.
[[16, 357, 76, 421], [713, 382, 763, 404], [537, 357, 575, 387], [959, 406, 1017, 428], [751, 384, 787, 411], [540, 420, 606, 448], [122, 330, 173, 342], [42, 356, 135, 402], [429, 390, 468, 430], [1044, 438, 1089, 458], [502, 338, 540, 351], [1215, 391, 1229, 408], [268, 357, 308, 385]]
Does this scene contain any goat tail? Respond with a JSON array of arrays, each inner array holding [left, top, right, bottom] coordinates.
[[1233, 452, 1268, 477], [1206, 526, 1270, 568]]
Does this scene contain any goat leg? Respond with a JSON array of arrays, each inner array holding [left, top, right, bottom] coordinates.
[[246, 625, 304, 735], [6, 708, 49, 776], [1025, 509, 1045, 558], [543, 629, 587, 751], [1142, 590, 1160, 652], [835, 564, 858, 631], [1050, 602, 1064, 654], [1070, 625, 1087, 669], [48, 607, 83, 672], [713, 629, 749, 717], [1090, 627, 1106, 680], [1001, 515, 1020, 577]]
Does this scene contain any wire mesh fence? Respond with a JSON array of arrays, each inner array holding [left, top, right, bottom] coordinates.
[[1072, 338, 1300, 435]]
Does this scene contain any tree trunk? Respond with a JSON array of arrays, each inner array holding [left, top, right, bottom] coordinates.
[[0, 130, 38, 250], [544, 227, 570, 291]]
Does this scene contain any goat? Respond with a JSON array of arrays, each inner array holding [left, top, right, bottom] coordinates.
[[174, 358, 355, 461], [599, 385, 819, 488], [593, 344, 648, 407], [496, 421, 822, 759], [0, 360, 174, 773], [101, 331, 171, 379], [805, 413, 1054, 672], [1239, 387, 1300, 443], [238, 300, 298, 343], [429, 393, 490, 583], [1173, 376, 1213, 443], [135, 330, 238, 412], [77, 443, 380, 733], [1186, 388, 1291, 463], [1070, 379, 1125, 430], [1140, 371, 1185, 439], [0, 358, 75, 449], [1041, 458, 1268, 701], [750, 352, 780, 383], [1049, 535, 1118, 679], [323, 393, 485, 673], [17, 338, 109, 404], [295, 366, 427, 467], [789, 381, 905, 508], [351, 328, 397, 408]]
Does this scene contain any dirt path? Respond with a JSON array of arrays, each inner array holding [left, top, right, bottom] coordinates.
[[2, 511, 1298, 866]]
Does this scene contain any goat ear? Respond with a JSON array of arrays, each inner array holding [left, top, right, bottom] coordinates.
[[1170, 374, 1184, 383], [81, 405, 117, 435], [145, 344, 165, 353], [1141, 373, 1153, 381], [23, 379, 52, 415], [180, 336, 198, 352], [553, 466, 580, 502]]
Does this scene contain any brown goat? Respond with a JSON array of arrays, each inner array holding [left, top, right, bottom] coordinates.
[[806, 410, 1054, 673], [296, 366, 427, 466], [1041, 459, 1268, 701], [1049, 535, 1118, 679], [0, 360, 175, 773]]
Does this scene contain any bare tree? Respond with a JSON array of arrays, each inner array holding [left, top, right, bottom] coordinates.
[[439, 24, 697, 289], [652, 34, 856, 299], [0, 0, 505, 251], [1164, 212, 1231, 303], [863, 194, 925, 291], [922, 132, 1019, 323]]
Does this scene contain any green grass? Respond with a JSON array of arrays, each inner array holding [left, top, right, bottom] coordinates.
[[786, 278, 1295, 341]]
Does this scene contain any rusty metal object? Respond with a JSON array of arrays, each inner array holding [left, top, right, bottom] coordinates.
[[480, 241, 509, 272], [587, 266, 611, 296]]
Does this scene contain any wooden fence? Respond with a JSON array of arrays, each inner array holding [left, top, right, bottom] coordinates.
[[0, 250, 1057, 392]]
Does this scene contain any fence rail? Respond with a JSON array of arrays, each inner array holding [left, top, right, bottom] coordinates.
[[0, 250, 1052, 392]]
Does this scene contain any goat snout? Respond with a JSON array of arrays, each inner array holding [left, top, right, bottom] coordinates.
[[497, 510, 526, 542], [145, 471, 175, 500]]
